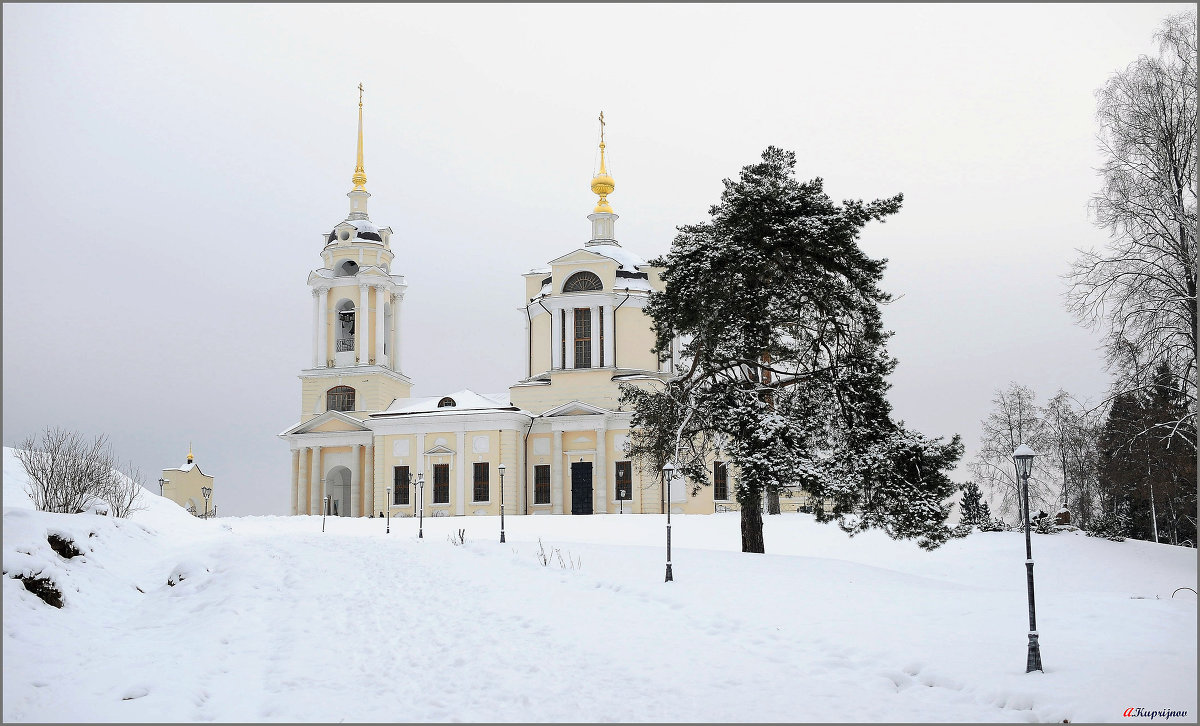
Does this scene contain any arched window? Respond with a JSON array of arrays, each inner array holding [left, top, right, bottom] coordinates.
[[563, 271, 603, 293], [336, 260, 359, 277], [327, 386, 355, 412], [437, 397, 456, 408]]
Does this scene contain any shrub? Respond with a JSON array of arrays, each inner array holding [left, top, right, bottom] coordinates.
[[16, 427, 144, 518]]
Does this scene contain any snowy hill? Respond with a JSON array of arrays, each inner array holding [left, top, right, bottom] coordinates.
[[3, 446, 1195, 722]]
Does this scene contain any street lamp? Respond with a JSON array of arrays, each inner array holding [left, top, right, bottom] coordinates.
[[386, 486, 392, 534], [417, 472, 425, 539], [322, 494, 330, 533], [201, 486, 212, 520], [158, 477, 168, 496], [662, 461, 675, 582], [1013, 444, 1044, 673], [498, 463, 507, 544]]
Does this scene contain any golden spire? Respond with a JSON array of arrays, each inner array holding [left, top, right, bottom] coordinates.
[[590, 111, 615, 214], [187, 442, 194, 464], [352, 83, 367, 190]]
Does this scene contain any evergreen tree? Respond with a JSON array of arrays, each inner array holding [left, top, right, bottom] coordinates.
[[622, 147, 962, 553], [960, 483, 986, 527]]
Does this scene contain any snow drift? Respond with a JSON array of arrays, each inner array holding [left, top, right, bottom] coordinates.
[[3, 447, 1195, 722]]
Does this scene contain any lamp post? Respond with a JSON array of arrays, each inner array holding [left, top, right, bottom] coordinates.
[[498, 463, 507, 543], [201, 486, 212, 520], [662, 461, 674, 582], [417, 472, 424, 539], [386, 486, 392, 534], [322, 494, 329, 532], [1013, 444, 1044, 673], [158, 477, 168, 496]]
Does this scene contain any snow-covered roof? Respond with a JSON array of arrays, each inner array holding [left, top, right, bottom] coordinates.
[[163, 461, 208, 476], [590, 245, 649, 271], [373, 389, 525, 417], [326, 218, 391, 245], [347, 219, 380, 234]]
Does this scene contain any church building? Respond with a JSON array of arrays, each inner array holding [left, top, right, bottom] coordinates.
[[279, 93, 736, 518]]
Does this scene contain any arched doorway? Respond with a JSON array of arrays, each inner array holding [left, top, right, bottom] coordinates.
[[325, 466, 352, 517]]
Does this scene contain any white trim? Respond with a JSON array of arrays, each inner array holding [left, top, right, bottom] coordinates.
[[368, 411, 533, 436], [298, 365, 413, 385]]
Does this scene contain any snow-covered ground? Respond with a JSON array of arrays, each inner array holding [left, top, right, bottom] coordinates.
[[3, 447, 1195, 723]]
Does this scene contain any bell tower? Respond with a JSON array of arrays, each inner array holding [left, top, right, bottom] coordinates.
[[299, 85, 412, 421]]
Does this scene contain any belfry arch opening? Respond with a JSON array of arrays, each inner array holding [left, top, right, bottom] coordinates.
[[335, 299, 355, 352], [336, 260, 359, 277]]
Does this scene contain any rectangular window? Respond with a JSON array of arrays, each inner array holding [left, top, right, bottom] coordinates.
[[473, 462, 490, 502], [714, 462, 729, 501], [615, 461, 632, 501], [433, 464, 450, 504], [534, 465, 551, 504], [560, 310, 566, 369], [598, 307, 605, 367], [393, 466, 410, 505], [574, 308, 591, 368]]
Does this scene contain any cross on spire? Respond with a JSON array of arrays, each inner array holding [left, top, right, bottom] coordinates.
[[598, 111, 605, 145]]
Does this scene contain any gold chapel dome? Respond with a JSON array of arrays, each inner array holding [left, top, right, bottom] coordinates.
[[591, 142, 615, 214]]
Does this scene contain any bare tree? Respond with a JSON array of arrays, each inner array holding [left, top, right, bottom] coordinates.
[[1067, 12, 1198, 446], [103, 462, 146, 519], [16, 427, 145, 518], [969, 383, 1055, 519], [1041, 389, 1105, 522], [17, 428, 112, 514]]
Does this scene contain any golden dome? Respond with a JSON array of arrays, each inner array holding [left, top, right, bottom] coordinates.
[[591, 140, 615, 214]]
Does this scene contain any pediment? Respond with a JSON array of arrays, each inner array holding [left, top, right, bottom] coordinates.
[[541, 400, 612, 418], [547, 249, 614, 266], [425, 444, 455, 456], [310, 418, 366, 433], [279, 410, 370, 436]]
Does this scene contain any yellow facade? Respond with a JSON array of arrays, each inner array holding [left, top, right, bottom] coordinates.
[[160, 457, 215, 517], [281, 107, 771, 519]]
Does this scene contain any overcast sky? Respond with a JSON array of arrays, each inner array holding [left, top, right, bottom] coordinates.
[[3, 3, 1191, 515]]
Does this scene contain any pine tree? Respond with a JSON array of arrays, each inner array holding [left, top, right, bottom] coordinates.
[[960, 483, 985, 526], [622, 147, 962, 553]]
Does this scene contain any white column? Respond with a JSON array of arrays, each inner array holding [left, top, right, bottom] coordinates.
[[317, 288, 329, 367], [358, 284, 370, 365], [392, 294, 402, 372], [455, 431, 466, 515], [551, 430, 563, 514], [311, 291, 319, 368], [416, 432, 426, 511], [297, 447, 309, 515], [603, 303, 614, 368], [364, 442, 374, 517], [590, 306, 600, 369], [516, 429, 526, 514], [595, 427, 606, 513], [350, 444, 362, 517], [522, 309, 531, 378], [374, 286, 385, 365], [310, 446, 323, 514], [550, 305, 561, 370], [565, 309, 575, 370], [291, 449, 300, 515]]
